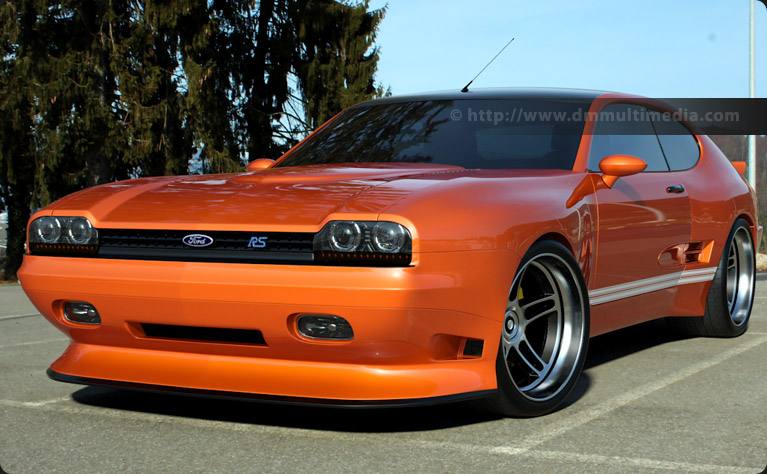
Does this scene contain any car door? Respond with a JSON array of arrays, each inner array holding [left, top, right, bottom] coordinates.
[[588, 104, 692, 310]]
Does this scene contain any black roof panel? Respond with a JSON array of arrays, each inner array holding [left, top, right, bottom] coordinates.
[[354, 87, 611, 108]]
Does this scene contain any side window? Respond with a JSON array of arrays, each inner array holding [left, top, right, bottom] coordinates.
[[648, 110, 700, 171], [588, 104, 670, 172]]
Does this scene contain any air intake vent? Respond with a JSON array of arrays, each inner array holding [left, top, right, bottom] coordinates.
[[462, 339, 484, 358], [140, 324, 267, 346]]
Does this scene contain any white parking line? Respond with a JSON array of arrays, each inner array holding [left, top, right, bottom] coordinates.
[[499, 449, 757, 474], [1, 399, 758, 473], [411, 440, 758, 473], [1, 334, 765, 473], [0, 396, 69, 408], [0, 337, 67, 349], [499, 334, 767, 454], [0, 313, 41, 322]]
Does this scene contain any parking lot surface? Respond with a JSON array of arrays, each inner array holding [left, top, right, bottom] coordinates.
[[1, 280, 766, 473]]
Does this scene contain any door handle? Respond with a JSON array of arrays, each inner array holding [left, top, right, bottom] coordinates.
[[666, 184, 685, 194]]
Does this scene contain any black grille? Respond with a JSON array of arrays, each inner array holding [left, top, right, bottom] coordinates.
[[141, 323, 267, 345], [98, 229, 315, 264]]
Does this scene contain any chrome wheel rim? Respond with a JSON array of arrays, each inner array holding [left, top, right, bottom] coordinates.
[[726, 227, 755, 326], [502, 253, 586, 402]]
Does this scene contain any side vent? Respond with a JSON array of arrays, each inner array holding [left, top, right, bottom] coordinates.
[[659, 241, 714, 268], [462, 339, 484, 358]]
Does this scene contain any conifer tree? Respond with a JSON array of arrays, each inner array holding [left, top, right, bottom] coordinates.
[[1, 1, 42, 278], [293, 0, 387, 129]]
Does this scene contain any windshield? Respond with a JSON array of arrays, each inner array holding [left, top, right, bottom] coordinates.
[[276, 99, 592, 170]]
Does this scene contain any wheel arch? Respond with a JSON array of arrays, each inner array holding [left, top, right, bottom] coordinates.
[[735, 213, 755, 228], [533, 232, 576, 257], [529, 231, 595, 287]]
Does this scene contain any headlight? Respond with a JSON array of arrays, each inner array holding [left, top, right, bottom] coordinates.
[[66, 217, 95, 245], [31, 216, 61, 244], [372, 222, 408, 253], [28, 216, 99, 257], [314, 220, 412, 266], [328, 221, 363, 251]]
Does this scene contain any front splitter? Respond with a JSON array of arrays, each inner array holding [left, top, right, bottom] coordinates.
[[47, 368, 497, 409]]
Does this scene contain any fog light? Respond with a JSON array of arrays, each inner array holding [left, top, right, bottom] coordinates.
[[63, 302, 101, 325], [297, 315, 353, 340]]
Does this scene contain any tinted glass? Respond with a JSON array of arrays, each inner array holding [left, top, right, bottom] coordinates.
[[277, 99, 590, 170], [649, 111, 700, 171], [588, 104, 669, 172]]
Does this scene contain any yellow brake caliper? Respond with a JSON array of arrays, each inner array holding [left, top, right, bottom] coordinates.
[[518, 287, 525, 334]]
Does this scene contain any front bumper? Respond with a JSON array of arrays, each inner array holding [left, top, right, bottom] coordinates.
[[19, 250, 518, 403]]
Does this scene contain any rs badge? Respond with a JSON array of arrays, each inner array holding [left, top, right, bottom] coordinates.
[[248, 236, 268, 248]]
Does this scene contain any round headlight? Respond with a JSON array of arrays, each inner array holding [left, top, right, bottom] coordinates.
[[328, 221, 362, 251], [32, 217, 61, 243], [66, 217, 94, 244], [372, 222, 407, 253]]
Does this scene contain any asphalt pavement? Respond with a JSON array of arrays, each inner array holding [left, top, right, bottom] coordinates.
[[1, 280, 767, 473]]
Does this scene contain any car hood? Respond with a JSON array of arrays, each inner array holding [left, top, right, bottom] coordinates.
[[48, 163, 578, 232], [47, 164, 457, 229]]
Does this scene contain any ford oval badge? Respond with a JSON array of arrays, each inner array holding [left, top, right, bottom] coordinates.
[[182, 234, 214, 248]]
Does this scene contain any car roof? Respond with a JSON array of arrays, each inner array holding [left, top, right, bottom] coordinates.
[[354, 87, 610, 108]]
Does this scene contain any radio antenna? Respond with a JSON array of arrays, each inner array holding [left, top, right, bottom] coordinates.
[[461, 38, 515, 93]]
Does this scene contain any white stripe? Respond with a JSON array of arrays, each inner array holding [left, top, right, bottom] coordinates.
[[681, 267, 719, 276], [589, 271, 683, 298], [589, 267, 717, 305], [590, 280, 678, 305], [679, 274, 720, 284], [589, 267, 717, 298]]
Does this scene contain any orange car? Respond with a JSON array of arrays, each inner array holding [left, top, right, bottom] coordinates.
[[18, 89, 759, 417]]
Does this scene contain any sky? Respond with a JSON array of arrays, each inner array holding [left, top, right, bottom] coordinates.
[[367, 0, 767, 98]]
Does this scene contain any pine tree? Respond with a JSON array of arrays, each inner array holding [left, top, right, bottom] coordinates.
[[175, 1, 244, 173], [293, 0, 387, 130], [0, 1, 39, 279], [112, 1, 190, 177], [241, 0, 296, 160]]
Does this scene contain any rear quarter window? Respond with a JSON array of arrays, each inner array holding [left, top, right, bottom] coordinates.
[[649, 111, 700, 171]]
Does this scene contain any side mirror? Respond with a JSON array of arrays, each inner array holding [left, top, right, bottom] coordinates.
[[246, 158, 276, 172], [598, 154, 647, 188]]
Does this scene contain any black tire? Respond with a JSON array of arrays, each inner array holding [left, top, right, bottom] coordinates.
[[668, 219, 756, 338], [484, 240, 590, 417]]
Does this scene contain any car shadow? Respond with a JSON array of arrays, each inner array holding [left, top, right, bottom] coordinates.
[[558, 317, 689, 411], [70, 318, 688, 432], [583, 317, 687, 371], [71, 386, 501, 432]]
